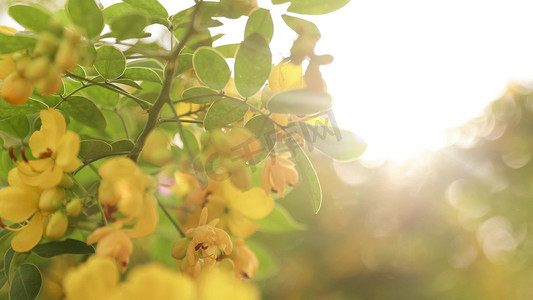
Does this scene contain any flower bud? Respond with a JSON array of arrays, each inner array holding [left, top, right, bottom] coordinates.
[[39, 187, 65, 212], [66, 199, 82, 217], [60, 174, 74, 189], [171, 238, 190, 260], [1, 72, 33, 105], [55, 40, 79, 71], [45, 212, 69, 239], [24, 56, 50, 81], [37, 66, 62, 95]]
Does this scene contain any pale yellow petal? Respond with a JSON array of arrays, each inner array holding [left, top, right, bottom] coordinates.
[[63, 257, 120, 300], [0, 187, 39, 223], [227, 211, 257, 238], [130, 195, 159, 238], [28, 131, 48, 157], [37, 109, 67, 152], [55, 131, 80, 168], [86, 226, 117, 245], [231, 187, 274, 220], [11, 212, 43, 252], [36, 164, 64, 189]]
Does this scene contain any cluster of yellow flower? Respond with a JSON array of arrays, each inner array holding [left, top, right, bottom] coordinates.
[[0, 25, 81, 105], [0, 109, 80, 251]]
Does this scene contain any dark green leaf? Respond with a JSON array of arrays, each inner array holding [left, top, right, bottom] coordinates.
[[284, 136, 322, 213], [215, 44, 239, 58], [0, 115, 30, 139], [32, 239, 95, 258], [181, 87, 220, 104], [122, 67, 162, 84], [267, 89, 333, 114], [0, 99, 47, 121], [193, 47, 230, 90], [0, 32, 36, 55], [110, 140, 134, 152], [203, 98, 248, 130], [8, 5, 52, 33], [294, 123, 367, 161], [94, 46, 126, 79], [245, 115, 276, 164], [62, 96, 106, 130], [78, 139, 112, 162], [245, 8, 274, 43], [256, 203, 306, 233], [235, 33, 272, 97], [287, 0, 351, 15], [9, 263, 41, 300], [67, 0, 104, 39], [123, 0, 169, 19], [110, 13, 148, 40]]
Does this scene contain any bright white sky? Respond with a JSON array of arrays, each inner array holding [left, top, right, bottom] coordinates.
[[4, 0, 533, 162]]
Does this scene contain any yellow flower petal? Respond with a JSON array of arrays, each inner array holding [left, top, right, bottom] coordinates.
[[197, 267, 260, 300], [63, 257, 120, 300], [11, 212, 43, 252], [55, 130, 80, 169], [130, 195, 159, 238], [268, 62, 305, 93], [0, 187, 39, 223], [227, 211, 257, 238], [231, 187, 274, 220], [28, 131, 48, 157]]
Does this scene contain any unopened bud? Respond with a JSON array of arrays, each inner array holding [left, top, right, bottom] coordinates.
[[39, 187, 65, 212], [60, 174, 74, 189], [66, 199, 82, 216], [171, 238, 190, 260], [45, 212, 68, 239]]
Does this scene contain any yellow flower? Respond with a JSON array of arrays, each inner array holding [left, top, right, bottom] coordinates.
[[185, 207, 233, 268], [116, 263, 196, 300], [268, 62, 305, 94], [261, 152, 299, 198], [63, 257, 120, 300], [206, 180, 274, 238], [229, 238, 259, 278], [17, 109, 80, 189], [0, 169, 43, 252], [98, 158, 159, 238], [0, 26, 18, 80], [86, 225, 134, 273], [196, 266, 261, 300]]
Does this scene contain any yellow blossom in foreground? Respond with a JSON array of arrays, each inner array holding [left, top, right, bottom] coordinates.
[[268, 61, 305, 94], [98, 157, 159, 237], [0, 169, 43, 252], [261, 152, 299, 198], [63, 257, 120, 300], [87, 225, 134, 273], [17, 109, 80, 189], [197, 266, 261, 300], [186, 207, 233, 268]]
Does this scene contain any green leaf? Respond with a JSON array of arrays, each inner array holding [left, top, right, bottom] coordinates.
[[256, 203, 306, 233], [294, 123, 367, 161], [180, 128, 200, 153], [245, 8, 274, 43], [103, 3, 139, 23], [282, 14, 320, 39], [123, 0, 169, 19], [67, 0, 104, 39], [61, 96, 106, 130], [246, 239, 280, 280], [81, 85, 119, 107], [111, 78, 143, 90], [215, 44, 239, 58], [192, 47, 230, 90], [267, 89, 333, 114], [0, 115, 30, 139], [176, 53, 193, 75], [181, 87, 220, 104], [284, 136, 322, 213], [8, 5, 52, 33], [94, 46, 126, 79], [78, 139, 112, 162], [110, 140, 134, 153], [245, 115, 276, 164], [32, 239, 95, 258], [203, 98, 248, 130], [0, 99, 47, 121], [122, 67, 162, 84], [110, 13, 148, 40], [235, 33, 272, 98], [287, 0, 351, 15], [0, 32, 36, 55], [9, 264, 41, 300], [4, 248, 15, 281]]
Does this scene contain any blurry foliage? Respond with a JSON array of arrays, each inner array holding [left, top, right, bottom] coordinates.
[[256, 84, 533, 300]]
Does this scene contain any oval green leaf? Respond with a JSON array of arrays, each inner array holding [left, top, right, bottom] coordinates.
[[267, 89, 333, 114], [235, 33, 272, 98], [32, 239, 95, 258], [0, 115, 30, 139], [110, 13, 148, 40], [8, 5, 52, 33], [67, 0, 104, 39], [0, 99, 47, 121], [9, 264, 41, 300], [255, 203, 306, 233], [94, 46, 126, 79], [123, 0, 169, 19], [245, 8, 274, 43], [287, 0, 351, 15], [61, 96, 107, 130], [192, 47, 230, 90], [181, 86, 220, 104], [204, 98, 248, 130], [215, 44, 239, 58], [122, 67, 162, 84], [245, 115, 276, 164], [78, 139, 112, 162], [0, 32, 36, 55]]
